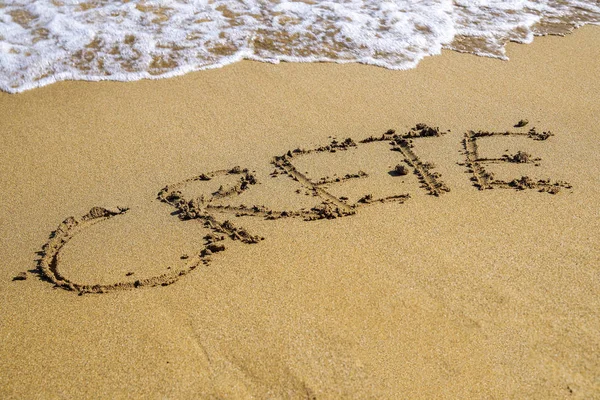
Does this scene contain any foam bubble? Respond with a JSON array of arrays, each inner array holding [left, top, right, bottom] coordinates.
[[0, 0, 598, 93]]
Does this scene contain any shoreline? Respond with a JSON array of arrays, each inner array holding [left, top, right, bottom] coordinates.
[[1, 22, 599, 95], [1, 26, 599, 398]]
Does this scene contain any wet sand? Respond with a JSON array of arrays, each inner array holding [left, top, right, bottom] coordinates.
[[1, 26, 599, 398]]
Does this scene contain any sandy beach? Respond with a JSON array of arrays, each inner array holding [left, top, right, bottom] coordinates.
[[1, 26, 599, 398]]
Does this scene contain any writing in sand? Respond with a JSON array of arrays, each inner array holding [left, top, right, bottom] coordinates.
[[25, 123, 571, 294]]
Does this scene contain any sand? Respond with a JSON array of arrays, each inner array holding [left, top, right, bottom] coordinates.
[[1, 26, 599, 398]]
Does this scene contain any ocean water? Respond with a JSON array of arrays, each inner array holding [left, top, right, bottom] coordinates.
[[1, 0, 599, 93]]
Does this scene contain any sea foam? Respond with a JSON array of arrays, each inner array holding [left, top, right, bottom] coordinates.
[[0, 0, 599, 93]]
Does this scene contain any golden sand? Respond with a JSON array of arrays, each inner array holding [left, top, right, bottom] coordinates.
[[1, 26, 599, 398]]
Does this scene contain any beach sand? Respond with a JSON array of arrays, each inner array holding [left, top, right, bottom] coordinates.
[[1, 26, 599, 398]]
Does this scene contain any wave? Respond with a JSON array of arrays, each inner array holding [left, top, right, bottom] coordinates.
[[1, 0, 599, 93]]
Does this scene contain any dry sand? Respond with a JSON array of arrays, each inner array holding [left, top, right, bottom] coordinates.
[[1, 26, 599, 399]]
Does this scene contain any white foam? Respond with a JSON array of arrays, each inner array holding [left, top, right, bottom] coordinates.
[[0, 0, 599, 93]]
